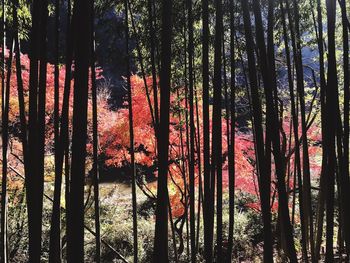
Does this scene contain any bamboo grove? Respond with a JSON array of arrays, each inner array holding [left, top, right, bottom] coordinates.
[[0, 0, 350, 262]]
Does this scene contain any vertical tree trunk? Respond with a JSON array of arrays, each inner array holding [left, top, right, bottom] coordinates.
[[292, 1, 315, 258], [252, 0, 297, 259], [148, 0, 159, 133], [127, 0, 156, 130], [67, 0, 92, 261], [338, 0, 350, 256], [183, 22, 191, 259], [280, 1, 308, 260], [49, 0, 62, 261], [153, 0, 172, 261], [212, 0, 223, 260], [194, 84, 203, 253], [325, 0, 337, 260], [226, 0, 235, 261], [0, 0, 6, 260], [187, 0, 196, 261], [315, 0, 327, 259], [27, 0, 41, 260], [176, 87, 190, 258], [1, 38, 13, 263], [125, 1, 138, 262], [91, 1, 101, 261], [240, 1, 273, 261], [340, 0, 349, 184], [63, 0, 73, 247], [13, 0, 28, 160], [202, 0, 213, 261], [50, 1, 73, 254], [26, 0, 48, 261]]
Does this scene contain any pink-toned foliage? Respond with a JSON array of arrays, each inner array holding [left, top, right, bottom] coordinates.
[[4, 51, 322, 217]]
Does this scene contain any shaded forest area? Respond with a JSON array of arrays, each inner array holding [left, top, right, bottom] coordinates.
[[0, 0, 350, 262]]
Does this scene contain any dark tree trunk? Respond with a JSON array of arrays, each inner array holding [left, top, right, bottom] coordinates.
[[125, 1, 138, 262], [202, 0, 213, 261], [194, 84, 203, 254], [240, 1, 273, 261], [0, 0, 7, 261], [91, 1, 101, 262], [338, 0, 350, 256], [13, 0, 27, 158], [13, 9, 29, 263], [49, 0, 62, 261], [226, 0, 235, 261], [315, 0, 327, 259], [148, 0, 159, 133], [187, 0, 196, 261], [280, 0, 308, 260], [67, 0, 92, 261], [1, 38, 13, 263], [252, 0, 297, 259], [212, 0, 223, 260], [26, 0, 48, 261], [175, 87, 190, 258], [27, 0, 40, 260], [50, 0, 73, 258], [153, 0, 172, 261], [292, 1, 315, 259], [325, 0, 337, 260], [183, 21, 191, 259], [127, 0, 156, 131]]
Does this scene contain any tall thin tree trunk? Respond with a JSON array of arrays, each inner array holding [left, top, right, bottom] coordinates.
[[252, 0, 296, 259], [183, 23, 191, 259], [187, 0, 196, 261], [125, 1, 138, 262], [67, 0, 92, 261], [202, 0, 213, 260], [1, 38, 13, 263], [27, 0, 41, 260], [338, 0, 350, 256], [0, 0, 7, 261], [176, 88, 190, 258], [212, 0, 223, 260], [49, 0, 62, 261], [50, 0, 73, 257], [325, 0, 337, 260], [91, 1, 101, 261], [37, 1, 49, 253], [292, 1, 315, 258], [127, 0, 156, 130], [315, 0, 327, 259], [226, 0, 235, 261], [153, 0, 172, 261], [194, 83, 203, 254], [148, 0, 159, 133], [26, 0, 48, 261], [240, 1, 273, 261], [280, 1, 308, 260], [13, 0, 27, 160]]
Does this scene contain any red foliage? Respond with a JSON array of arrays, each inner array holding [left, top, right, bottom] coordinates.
[[98, 75, 323, 216], [4, 50, 323, 217], [5, 51, 103, 148]]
